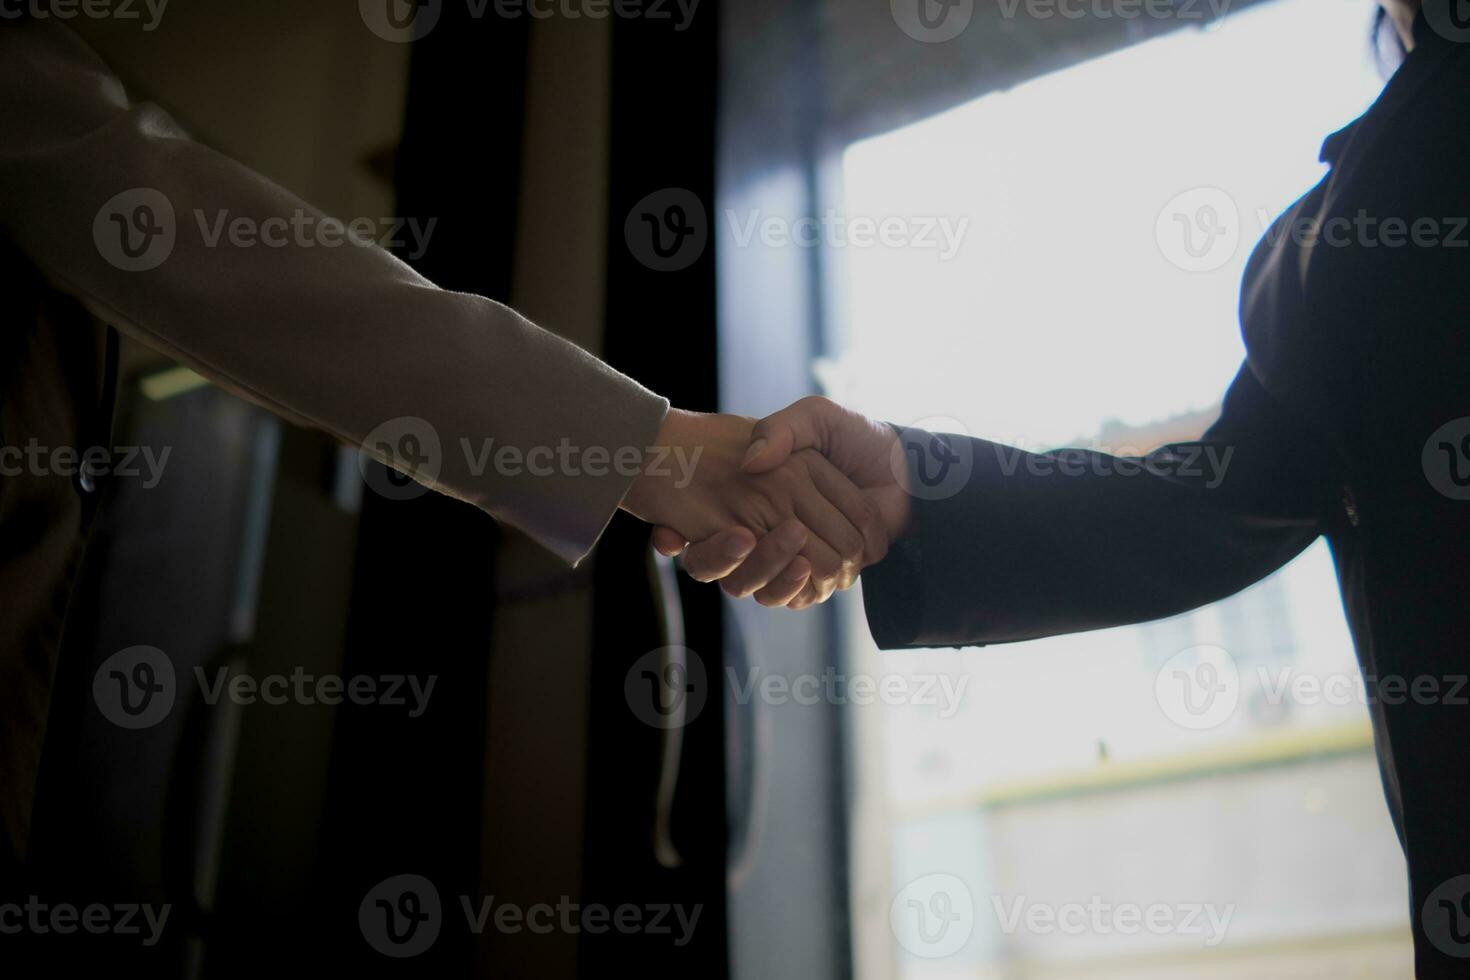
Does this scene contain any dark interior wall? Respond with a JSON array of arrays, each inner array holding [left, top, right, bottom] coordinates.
[[30, 9, 412, 973], [58, 8, 412, 915], [476, 15, 615, 980], [25, 6, 730, 977]]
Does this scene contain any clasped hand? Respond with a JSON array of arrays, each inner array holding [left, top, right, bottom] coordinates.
[[621, 399, 912, 609]]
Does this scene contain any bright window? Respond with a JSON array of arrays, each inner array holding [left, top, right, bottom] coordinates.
[[829, 1, 1412, 975]]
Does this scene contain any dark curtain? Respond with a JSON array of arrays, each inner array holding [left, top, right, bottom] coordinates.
[[311, 9, 531, 977], [582, 4, 729, 978]]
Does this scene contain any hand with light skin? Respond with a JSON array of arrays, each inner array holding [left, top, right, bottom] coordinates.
[[650, 397, 914, 608], [621, 406, 889, 607]]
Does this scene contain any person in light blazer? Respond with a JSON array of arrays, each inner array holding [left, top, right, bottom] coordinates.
[[0, 20, 888, 871], [663, 0, 1470, 973]]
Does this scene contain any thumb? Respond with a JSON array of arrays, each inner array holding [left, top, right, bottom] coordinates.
[[741, 397, 831, 474]]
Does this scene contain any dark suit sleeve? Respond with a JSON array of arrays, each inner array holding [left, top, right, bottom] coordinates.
[[861, 363, 1337, 649]]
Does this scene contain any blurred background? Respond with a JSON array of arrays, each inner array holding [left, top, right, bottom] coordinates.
[[13, 0, 1411, 976]]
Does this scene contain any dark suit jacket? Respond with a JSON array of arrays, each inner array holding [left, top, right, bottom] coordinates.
[[863, 12, 1470, 976]]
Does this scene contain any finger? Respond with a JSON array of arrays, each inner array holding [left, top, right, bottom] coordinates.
[[795, 533, 850, 602], [788, 463, 867, 590], [720, 519, 809, 598], [800, 451, 889, 567], [741, 396, 836, 474], [786, 580, 822, 610], [678, 527, 758, 582], [752, 556, 811, 607], [652, 526, 687, 557]]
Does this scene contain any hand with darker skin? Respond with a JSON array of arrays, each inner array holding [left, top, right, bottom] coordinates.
[[622, 406, 889, 607], [649, 397, 913, 608]]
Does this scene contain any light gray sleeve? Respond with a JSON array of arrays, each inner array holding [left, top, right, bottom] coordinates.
[[0, 20, 668, 565]]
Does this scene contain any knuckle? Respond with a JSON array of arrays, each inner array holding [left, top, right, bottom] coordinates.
[[798, 394, 833, 415]]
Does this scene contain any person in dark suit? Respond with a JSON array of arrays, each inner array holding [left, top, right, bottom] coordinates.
[[659, 1, 1470, 973]]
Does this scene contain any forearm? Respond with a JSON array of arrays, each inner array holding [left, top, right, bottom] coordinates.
[[862, 368, 1332, 648]]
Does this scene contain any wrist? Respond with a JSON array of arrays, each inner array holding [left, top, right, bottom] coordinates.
[[620, 408, 748, 531], [621, 408, 690, 523]]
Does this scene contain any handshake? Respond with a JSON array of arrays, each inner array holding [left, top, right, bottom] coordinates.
[[620, 397, 914, 609]]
